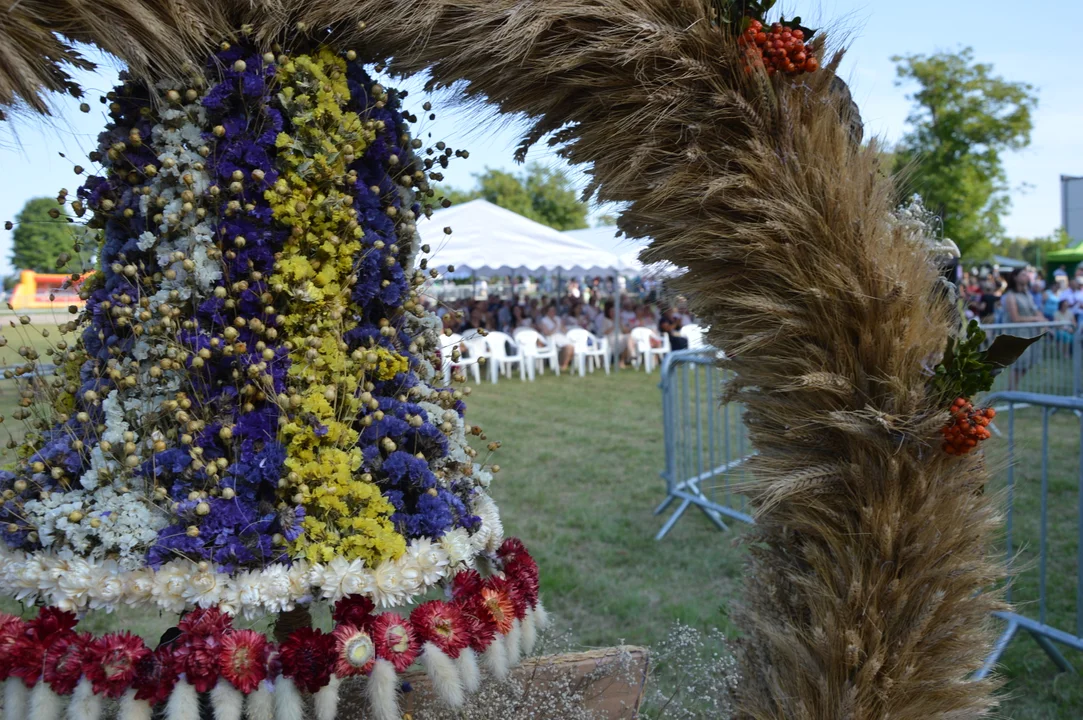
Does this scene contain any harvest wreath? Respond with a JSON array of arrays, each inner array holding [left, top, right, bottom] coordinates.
[[0, 0, 1044, 717]]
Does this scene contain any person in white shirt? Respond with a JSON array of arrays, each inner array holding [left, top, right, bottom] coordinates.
[[538, 304, 574, 370]]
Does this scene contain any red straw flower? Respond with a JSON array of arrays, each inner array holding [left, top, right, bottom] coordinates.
[[451, 569, 483, 602], [84, 632, 150, 698], [332, 595, 376, 628], [479, 578, 515, 635], [218, 629, 268, 694], [0, 614, 28, 681], [331, 623, 375, 677], [173, 633, 221, 693], [458, 598, 497, 653], [133, 647, 178, 705], [279, 628, 334, 693], [497, 538, 529, 561], [410, 601, 469, 659], [29, 607, 78, 641], [9, 634, 46, 687], [177, 607, 232, 637], [43, 632, 92, 695], [369, 613, 420, 673]]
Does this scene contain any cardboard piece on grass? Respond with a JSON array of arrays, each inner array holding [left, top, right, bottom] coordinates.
[[335, 646, 649, 718]]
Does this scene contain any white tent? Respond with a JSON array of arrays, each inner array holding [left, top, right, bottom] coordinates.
[[417, 199, 623, 276], [564, 227, 679, 279]]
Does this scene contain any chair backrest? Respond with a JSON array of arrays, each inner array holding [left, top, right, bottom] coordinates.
[[515, 329, 544, 356], [485, 331, 516, 359], [630, 326, 658, 351], [681, 323, 705, 349], [566, 327, 598, 350], [442, 332, 463, 351], [461, 334, 489, 359]]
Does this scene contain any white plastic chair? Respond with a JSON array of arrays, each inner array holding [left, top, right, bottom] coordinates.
[[630, 327, 670, 372], [681, 323, 706, 349], [566, 328, 610, 377], [484, 330, 526, 383], [441, 332, 485, 384], [515, 329, 560, 380], [459, 330, 492, 384]]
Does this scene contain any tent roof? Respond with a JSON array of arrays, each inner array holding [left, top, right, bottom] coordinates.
[[417, 200, 622, 276], [564, 227, 680, 278], [1045, 243, 1083, 262]]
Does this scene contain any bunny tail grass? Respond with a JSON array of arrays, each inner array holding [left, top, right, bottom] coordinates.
[[533, 601, 550, 631], [28, 681, 65, 720], [420, 643, 464, 708], [504, 618, 523, 668], [520, 608, 538, 656], [0, 1, 1003, 716], [365, 659, 400, 720], [272, 678, 303, 720], [164, 678, 199, 720], [210, 679, 244, 720], [481, 633, 510, 681], [456, 648, 482, 695], [312, 675, 341, 720], [4, 678, 29, 720], [65, 679, 102, 720], [244, 685, 275, 720], [116, 690, 152, 720]]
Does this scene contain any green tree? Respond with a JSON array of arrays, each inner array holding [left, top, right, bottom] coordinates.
[[892, 48, 1037, 259], [995, 229, 1072, 267], [438, 164, 589, 230], [10, 197, 82, 273]]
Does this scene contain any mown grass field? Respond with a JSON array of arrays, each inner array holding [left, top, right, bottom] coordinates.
[[0, 324, 1080, 717]]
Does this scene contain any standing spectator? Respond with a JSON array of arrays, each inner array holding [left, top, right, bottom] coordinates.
[[1003, 269, 1045, 323], [1003, 268, 1044, 389]]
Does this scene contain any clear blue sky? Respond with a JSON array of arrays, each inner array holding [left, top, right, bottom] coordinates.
[[1, 0, 1079, 270]]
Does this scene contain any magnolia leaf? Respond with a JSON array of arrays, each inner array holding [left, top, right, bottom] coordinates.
[[981, 333, 1045, 369]]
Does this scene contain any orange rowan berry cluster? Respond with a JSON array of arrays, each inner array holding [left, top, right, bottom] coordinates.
[[942, 397, 995, 456], [739, 19, 820, 76]]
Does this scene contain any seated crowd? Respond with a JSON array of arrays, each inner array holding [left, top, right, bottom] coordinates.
[[429, 288, 698, 371]]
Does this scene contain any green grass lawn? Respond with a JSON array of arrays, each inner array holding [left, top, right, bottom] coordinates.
[[1, 361, 1081, 717]]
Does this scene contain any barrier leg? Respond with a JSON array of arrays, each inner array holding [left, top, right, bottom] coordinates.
[[1029, 630, 1077, 674], [975, 619, 1019, 680], [655, 498, 691, 541]]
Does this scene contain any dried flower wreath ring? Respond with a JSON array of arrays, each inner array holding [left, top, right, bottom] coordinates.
[[0, 42, 546, 720]]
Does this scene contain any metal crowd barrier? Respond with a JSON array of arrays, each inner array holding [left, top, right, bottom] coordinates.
[[975, 391, 1083, 678], [981, 321, 1076, 396], [657, 351, 1083, 679], [654, 348, 754, 540]]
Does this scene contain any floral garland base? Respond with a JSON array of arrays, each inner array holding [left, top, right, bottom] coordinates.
[[0, 539, 542, 720]]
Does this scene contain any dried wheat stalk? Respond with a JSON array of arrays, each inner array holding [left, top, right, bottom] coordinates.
[[0, 2, 1005, 717]]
